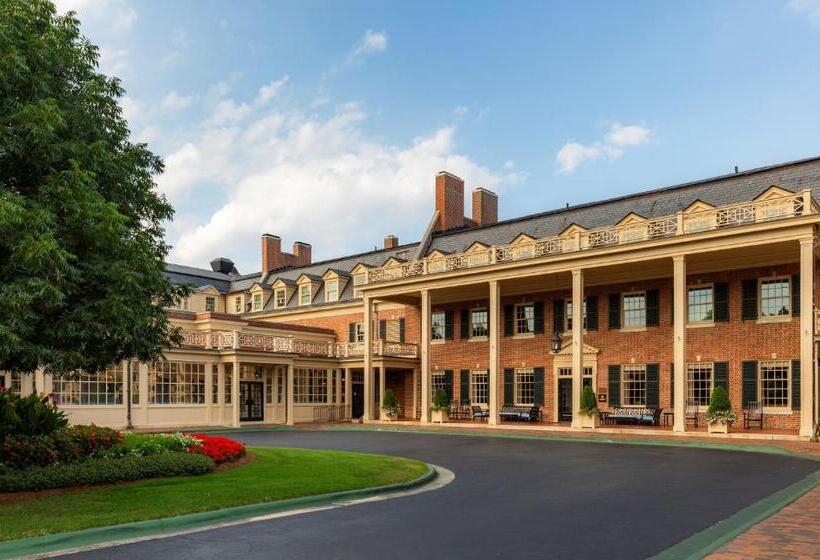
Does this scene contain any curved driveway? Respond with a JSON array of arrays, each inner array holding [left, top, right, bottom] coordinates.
[[60, 430, 817, 560]]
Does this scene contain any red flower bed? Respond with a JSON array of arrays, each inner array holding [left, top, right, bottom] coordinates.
[[188, 434, 245, 464]]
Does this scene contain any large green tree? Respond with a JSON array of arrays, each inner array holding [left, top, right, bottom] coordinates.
[[0, 0, 188, 374]]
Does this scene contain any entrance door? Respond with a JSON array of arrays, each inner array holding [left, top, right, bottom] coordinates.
[[558, 378, 573, 422], [240, 381, 264, 422], [351, 383, 364, 418]]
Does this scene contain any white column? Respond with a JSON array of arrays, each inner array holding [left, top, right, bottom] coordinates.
[[489, 280, 500, 425], [232, 359, 240, 428], [344, 368, 352, 419], [205, 361, 214, 422], [673, 255, 687, 433], [217, 363, 226, 425], [286, 364, 295, 426], [379, 366, 386, 420], [34, 367, 45, 395], [799, 237, 815, 437], [412, 367, 419, 420], [420, 290, 431, 423], [363, 297, 374, 421], [570, 269, 584, 428]]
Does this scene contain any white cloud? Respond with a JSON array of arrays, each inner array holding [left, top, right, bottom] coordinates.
[[161, 29, 190, 69], [452, 105, 469, 117], [97, 45, 129, 77], [256, 76, 290, 104], [161, 91, 194, 111], [206, 99, 251, 126], [120, 95, 141, 124], [788, 0, 820, 25], [158, 91, 516, 271], [556, 122, 652, 174], [350, 30, 388, 62]]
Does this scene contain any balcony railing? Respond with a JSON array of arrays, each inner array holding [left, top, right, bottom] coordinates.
[[368, 192, 816, 284], [178, 330, 419, 359], [815, 309, 820, 337]]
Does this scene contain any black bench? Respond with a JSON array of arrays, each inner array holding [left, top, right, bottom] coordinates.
[[605, 407, 661, 426], [499, 406, 539, 422]]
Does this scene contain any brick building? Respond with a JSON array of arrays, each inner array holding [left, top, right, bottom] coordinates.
[[5, 156, 820, 438]]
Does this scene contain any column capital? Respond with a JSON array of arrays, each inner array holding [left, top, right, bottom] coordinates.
[[672, 254, 686, 263], [571, 268, 583, 277], [798, 236, 814, 247]]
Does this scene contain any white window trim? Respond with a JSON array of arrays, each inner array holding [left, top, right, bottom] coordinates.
[[513, 368, 535, 407], [252, 292, 263, 311], [299, 284, 312, 306], [353, 273, 366, 298], [355, 323, 365, 343], [274, 289, 287, 309], [234, 296, 243, 314], [686, 283, 715, 326], [620, 364, 647, 408], [686, 362, 714, 412], [470, 370, 489, 406], [325, 280, 339, 303], [564, 299, 587, 334], [431, 310, 447, 341], [205, 296, 216, 313], [513, 302, 535, 338], [759, 360, 791, 413], [757, 276, 792, 323], [621, 291, 647, 331], [469, 307, 489, 341]]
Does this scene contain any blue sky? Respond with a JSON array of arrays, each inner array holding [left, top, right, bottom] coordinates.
[[57, 0, 820, 272]]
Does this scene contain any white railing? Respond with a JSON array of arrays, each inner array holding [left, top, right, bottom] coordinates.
[[367, 192, 815, 284], [292, 339, 335, 357], [238, 333, 293, 353]]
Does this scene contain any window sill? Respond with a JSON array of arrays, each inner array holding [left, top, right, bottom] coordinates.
[[469, 336, 488, 343], [430, 339, 446, 345], [513, 333, 535, 339], [756, 316, 792, 324], [619, 327, 647, 333], [686, 322, 714, 329], [762, 407, 795, 415]]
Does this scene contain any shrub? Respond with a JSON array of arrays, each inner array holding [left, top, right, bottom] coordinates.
[[97, 432, 200, 459], [431, 389, 451, 412], [706, 386, 737, 424], [0, 452, 215, 493], [382, 389, 400, 418], [0, 435, 59, 469], [0, 391, 67, 439], [579, 385, 599, 415], [189, 434, 245, 464], [59, 425, 123, 458]]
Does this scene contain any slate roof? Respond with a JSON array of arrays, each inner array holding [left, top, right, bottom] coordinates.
[[165, 155, 820, 313]]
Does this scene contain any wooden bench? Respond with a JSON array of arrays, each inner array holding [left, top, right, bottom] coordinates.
[[605, 407, 661, 426], [499, 406, 539, 422]]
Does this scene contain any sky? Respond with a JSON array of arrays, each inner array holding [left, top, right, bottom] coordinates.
[[55, 0, 820, 273]]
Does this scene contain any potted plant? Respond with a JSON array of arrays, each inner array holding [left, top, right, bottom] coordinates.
[[381, 389, 401, 421], [579, 385, 600, 429], [705, 386, 736, 434], [430, 389, 451, 423]]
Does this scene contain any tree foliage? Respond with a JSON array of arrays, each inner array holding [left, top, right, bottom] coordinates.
[[0, 0, 188, 374]]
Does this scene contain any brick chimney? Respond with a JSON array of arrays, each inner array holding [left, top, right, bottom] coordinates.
[[384, 235, 399, 249], [261, 234, 313, 273], [472, 187, 498, 226], [435, 171, 465, 231]]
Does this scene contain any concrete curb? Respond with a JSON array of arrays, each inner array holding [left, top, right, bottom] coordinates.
[[0, 463, 437, 560], [651, 469, 820, 559]]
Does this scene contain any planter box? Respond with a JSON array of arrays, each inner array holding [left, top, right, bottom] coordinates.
[[431, 409, 449, 423], [708, 420, 730, 434], [579, 413, 600, 429]]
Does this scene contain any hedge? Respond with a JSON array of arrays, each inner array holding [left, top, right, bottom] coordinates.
[[0, 452, 215, 493]]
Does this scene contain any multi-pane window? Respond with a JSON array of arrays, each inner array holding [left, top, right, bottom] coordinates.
[[621, 364, 647, 406], [275, 290, 286, 308], [149, 362, 206, 405], [294, 368, 328, 403], [299, 285, 311, 306], [325, 280, 339, 302], [515, 304, 535, 335], [355, 323, 365, 343], [276, 371, 284, 403], [265, 371, 274, 404], [760, 279, 790, 317], [622, 293, 646, 329], [353, 273, 366, 298], [252, 293, 262, 311], [225, 364, 232, 404], [565, 300, 587, 331], [53, 365, 124, 406], [431, 311, 446, 340], [234, 296, 242, 313], [514, 368, 535, 406], [470, 370, 488, 405], [131, 362, 139, 404], [432, 372, 447, 394], [471, 309, 488, 338], [205, 296, 215, 312], [688, 286, 714, 323], [760, 361, 789, 408], [212, 366, 219, 404], [686, 363, 713, 406]]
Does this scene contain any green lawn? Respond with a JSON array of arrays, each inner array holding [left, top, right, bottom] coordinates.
[[0, 447, 428, 541]]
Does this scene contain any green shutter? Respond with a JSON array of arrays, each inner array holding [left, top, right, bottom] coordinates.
[[504, 305, 514, 337], [646, 289, 660, 327], [460, 309, 470, 339], [348, 322, 356, 343], [443, 370, 453, 402], [586, 295, 598, 331], [503, 369, 514, 406], [714, 283, 729, 322], [460, 369, 470, 405], [379, 319, 387, 341], [791, 360, 801, 410], [608, 294, 621, 329], [713, 362, 729, 393], [742, 280, 758, 320], [553, 299, 565, 333], [791, 275, 800, 317], [669, 363, 674, 406], [646, 363, 659, 408], [444, 311, 454, 340], [533, 367, 545, 406], [534, 301, 545, 334], [608, 365, 621, 407], [399, 318, 406, 342], [742, 361, 758, 405]]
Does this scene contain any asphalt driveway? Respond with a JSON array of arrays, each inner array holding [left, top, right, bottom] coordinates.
[[57, 429, 818, 560]]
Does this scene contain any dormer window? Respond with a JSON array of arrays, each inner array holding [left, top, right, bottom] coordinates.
[[299, 284, 311, 306], [234, 296, 242, 313], [275, 289, 286, 308], [353, 273, 365, 298], [325, 280, 339, 303], [205, 297, 215, 312], [252, 293, 262, 311]]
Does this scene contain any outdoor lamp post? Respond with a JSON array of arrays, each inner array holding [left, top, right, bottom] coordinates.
[[550, 331, 562, 353]]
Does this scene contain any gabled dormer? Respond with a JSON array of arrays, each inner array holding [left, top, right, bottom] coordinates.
[[682, 199, 717, 233], [558, 223, 588, 251], [464, 241, 491, 267], [754, 186, 799, 221], [322, 269, 350, 303], [197, 285, 222, 313], [615, 212, 649, 242], [754, 185, 795, 201], [296, 274, 322, 306], [350, 264, 371, 298], [248, 282, 271, 312], [271, 278, 296, 309]]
